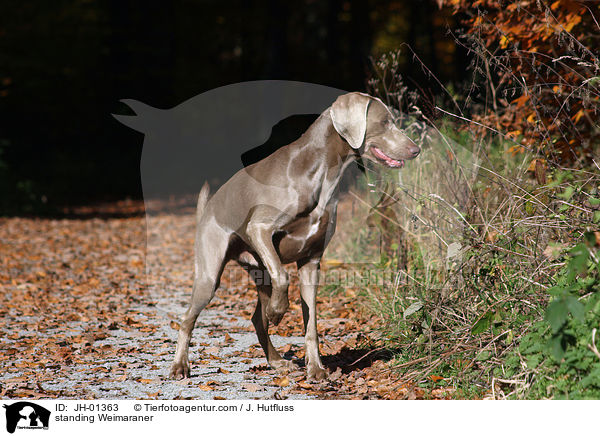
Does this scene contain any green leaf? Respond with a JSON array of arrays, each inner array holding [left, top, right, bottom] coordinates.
[[581, 368, 600, 389], [526, 355, 541, 369], [493, 310, 504, 323], [471, 311, 493, 335], [546, 299, 568, 333], [558, 203, 570, 213], [403, 301, 423, 318], [568, 243, 590, 280], [475, 350, 491, 361], [594, 211, 600, 223], [547, 285, 566, 298], [565, 296, 585, 322], [584, 231, 597, 247], [549, 334, 565, 361], [525, 201, 536, 215], [558, 186, 574, 200], [589, 197, 600, 206]]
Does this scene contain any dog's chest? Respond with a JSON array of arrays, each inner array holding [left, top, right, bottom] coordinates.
[[276, 205, 336, 263]]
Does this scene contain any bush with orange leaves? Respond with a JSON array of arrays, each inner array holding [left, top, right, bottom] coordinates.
[[444, 0, 599, 166]]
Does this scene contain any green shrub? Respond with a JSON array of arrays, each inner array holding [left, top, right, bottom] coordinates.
[[497, 234, 600, 399]]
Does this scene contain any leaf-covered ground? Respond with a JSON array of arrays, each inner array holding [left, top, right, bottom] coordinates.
[[0, 198, 452, 400]]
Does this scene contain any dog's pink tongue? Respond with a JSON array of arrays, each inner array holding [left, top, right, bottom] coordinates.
[[371, 147, 404, 168]]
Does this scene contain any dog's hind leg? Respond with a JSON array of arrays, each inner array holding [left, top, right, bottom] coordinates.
[[249, 266, 298, 372], [169, 222, 230, 379]]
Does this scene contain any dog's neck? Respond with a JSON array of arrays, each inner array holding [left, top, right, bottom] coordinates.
[[307, 113, 359, 214]]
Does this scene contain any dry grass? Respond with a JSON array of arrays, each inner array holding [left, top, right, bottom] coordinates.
[[325, 20, 600, 396]]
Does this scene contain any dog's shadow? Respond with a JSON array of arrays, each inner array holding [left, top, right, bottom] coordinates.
[[284, 346, 398, 374]]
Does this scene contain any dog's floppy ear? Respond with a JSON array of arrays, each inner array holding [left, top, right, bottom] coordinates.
[[330, 92, 371, 149]]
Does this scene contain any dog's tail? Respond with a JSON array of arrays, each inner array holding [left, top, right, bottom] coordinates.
[[196, 182, 210, 227]]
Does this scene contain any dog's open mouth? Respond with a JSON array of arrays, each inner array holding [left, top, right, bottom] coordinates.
[[369, 146, 405, 168]]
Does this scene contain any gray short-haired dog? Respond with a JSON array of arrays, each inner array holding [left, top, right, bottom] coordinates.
[[170, 92, 420, 380]]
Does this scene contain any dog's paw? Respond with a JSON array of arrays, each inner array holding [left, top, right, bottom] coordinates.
[[169, 360, 190, 380], [307, 365, 328, 381]]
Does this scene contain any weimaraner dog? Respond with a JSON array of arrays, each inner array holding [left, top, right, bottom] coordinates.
[[170, 92, 420, 380]]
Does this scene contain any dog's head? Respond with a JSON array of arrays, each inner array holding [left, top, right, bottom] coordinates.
[[330, 92, 420, 168]]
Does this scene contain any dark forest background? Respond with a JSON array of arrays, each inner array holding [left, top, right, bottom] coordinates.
[[0, 0, 467, 213]]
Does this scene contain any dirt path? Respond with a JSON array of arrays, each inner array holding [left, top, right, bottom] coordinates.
[[0, 199, 430, 400]]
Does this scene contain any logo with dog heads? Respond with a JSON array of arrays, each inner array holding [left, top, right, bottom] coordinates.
[[3, 402, 50, 433]]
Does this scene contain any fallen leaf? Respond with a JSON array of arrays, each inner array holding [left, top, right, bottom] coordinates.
[[273, 376, 290, 387], [241, 383, 261, 392], [137, 378, 154, 384]]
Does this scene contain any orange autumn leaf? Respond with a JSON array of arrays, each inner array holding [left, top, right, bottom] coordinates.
[[512, 94, 529, 108], [527, 158, 546, 172], [572, 109, 585, 124], [273, 376, 290, 387], [562, 14, 581, 33]]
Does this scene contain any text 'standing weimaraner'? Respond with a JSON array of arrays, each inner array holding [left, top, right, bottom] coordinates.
[[170, 92, 421, 380]]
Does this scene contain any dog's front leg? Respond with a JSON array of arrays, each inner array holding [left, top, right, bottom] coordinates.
[[246, 223, 289, 325], [298, 258, 328, 380]]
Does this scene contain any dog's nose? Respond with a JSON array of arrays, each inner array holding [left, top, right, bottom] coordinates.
[[410, 145, 421, 157]]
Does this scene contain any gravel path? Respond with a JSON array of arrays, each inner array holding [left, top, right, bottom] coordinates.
[[1, 199, 395, 400], [2, 195, 446, 400], [0, 208, 316, 399]]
